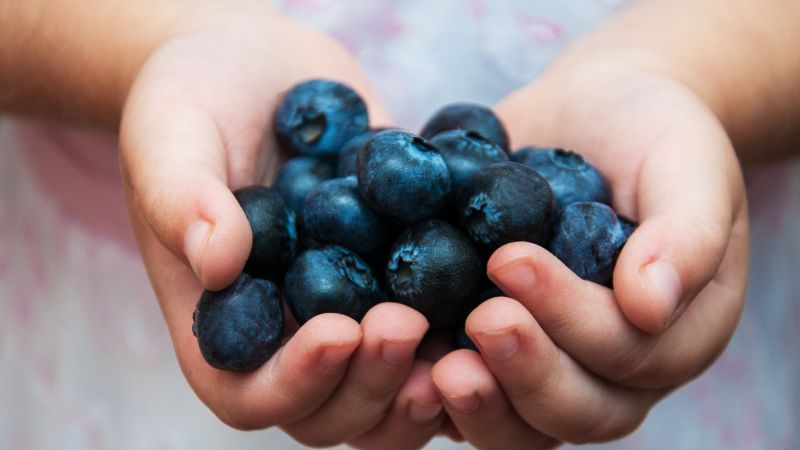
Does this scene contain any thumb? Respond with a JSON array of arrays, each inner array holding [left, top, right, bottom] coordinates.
[[120, 101, 252, 291], [613, 113, 744, 334]]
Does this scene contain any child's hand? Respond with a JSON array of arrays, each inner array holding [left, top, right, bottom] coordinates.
[[431, 52, 749, 447], [120, 6, 442, 448]]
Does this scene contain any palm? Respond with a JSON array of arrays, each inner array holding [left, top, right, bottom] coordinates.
[[414, 66, 747, 449], [496, 65, 749, 378], [119, 12, 438, 449]]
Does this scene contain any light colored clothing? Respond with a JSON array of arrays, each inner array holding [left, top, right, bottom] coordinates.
[[1, 1, 797, 448]]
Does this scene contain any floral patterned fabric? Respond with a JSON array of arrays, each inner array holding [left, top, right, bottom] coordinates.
[[1, 1, 797, 448]]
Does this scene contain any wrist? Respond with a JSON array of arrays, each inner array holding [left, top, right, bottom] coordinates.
[[0, 0, 282, 128], [543, 0, 800, 163]]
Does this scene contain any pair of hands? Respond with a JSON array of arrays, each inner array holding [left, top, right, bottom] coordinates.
[[120, 6, 748, 449]]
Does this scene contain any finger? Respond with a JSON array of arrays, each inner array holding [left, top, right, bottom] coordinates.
[[183, 313, 361, 430], [121, 95, 252, 291], [612, 101, 743, 333], [349, 361, 445, 450], [282, 303, 430, 447], [439, 416, 465, 443], [487, 240, 746, 388], [416, 330, 455, 362], [467, 297, 658, 444], [497, 77, 743, 333], [123, 163, 363, 431], [432, 350, 559, 450]]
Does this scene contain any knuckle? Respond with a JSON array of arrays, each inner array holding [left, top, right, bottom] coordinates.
[[608, 344, 655, 387], [287, 431, 345, 449], [562, 407, 645, 445], [608, 341, 694, 390], [214, 407, 270, 432]]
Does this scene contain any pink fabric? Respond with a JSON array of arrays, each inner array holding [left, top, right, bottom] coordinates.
[[1, 1, 798, 448]]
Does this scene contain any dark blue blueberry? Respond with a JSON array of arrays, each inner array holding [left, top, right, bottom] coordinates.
[[429, 129, 509, 198], [458, 162, 555, 253], [298, 230, 322, 251], [336, 129, 385, 177], [303, 176, 394, 256], [284, 245, 382, 324], [192, 273, 284, 372], [452, 285, 504, 352], [454, 327, 478, 351], [548, 202, 629, 285], [273, 156, 335, 220], [459, 285, 503, 320], [618, 216, 638, 240], [274, 79, 369, 159], [357, 130, 451, 224], [234, 186, 297, 280], [420, 103, 510, 151], [512, 147, 610, 210], [386, 220, 483, 329], [478, 286, 504, 302]]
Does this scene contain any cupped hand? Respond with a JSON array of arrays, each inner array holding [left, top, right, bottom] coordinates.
[[120, 4, 442, 448], [432, 53, 749, 448]]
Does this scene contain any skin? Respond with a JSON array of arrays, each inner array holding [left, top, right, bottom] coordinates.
[[2, 1, 441, 448], [432, 0, 798, 447], [1, 0, 799, 448]]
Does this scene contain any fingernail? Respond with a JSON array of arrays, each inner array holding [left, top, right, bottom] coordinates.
[[184, 220, 212, 278], [642, 261, 682, 325], [408, 401, 443, 424], [475, 330, 519, 361], [444, 394, 480, 413], [320, 344, 354, 368], [381, 340, 414, 365], [490, 260, 535, 297]]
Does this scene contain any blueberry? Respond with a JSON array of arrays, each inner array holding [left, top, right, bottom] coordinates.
[[512, 147, 610, 210], [298, 230, 322, 251], [192, 273, 284, 372], [619, 215, 638, 240], [548, 202, 629, 285], [273, 156, 335, 220], [337, 129, 385, 177], [429, 129, 509, 198], [274, 79, 369, 159], [454, 327, 478, 351], [458, 162, 555, 253], [284, 245, 382, 324], [357, 130, 451, 224], [452, 285, 503, 352], [303, 176, 394, 255], [234, 186, 297, 280], [420, 103, 509, 151], [386, 220, 482, 329]]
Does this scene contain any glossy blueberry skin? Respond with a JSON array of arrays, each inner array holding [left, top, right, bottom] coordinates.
[[273, 156, 335, 220], [548, 202, 630, 285], [284, 245, 382, 325], [274, 79, 369, 159], [386, 220, 483, 329], [420, 103, 510, 151], [429, 129, 509, 198], [234, 186, 297, 280], [304, 176, 394, 255], [357, 130, 451, 224], [337, 130, 384, 177], [458, 162, 555, 253], [512, 147, 610, 211], [192, 273, 284, 372]]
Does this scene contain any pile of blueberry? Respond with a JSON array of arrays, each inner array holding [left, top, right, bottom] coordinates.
[[192, 79, 636, 372]]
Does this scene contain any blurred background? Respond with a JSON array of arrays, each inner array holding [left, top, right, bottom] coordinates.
[[1, 0, 797, 448]]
